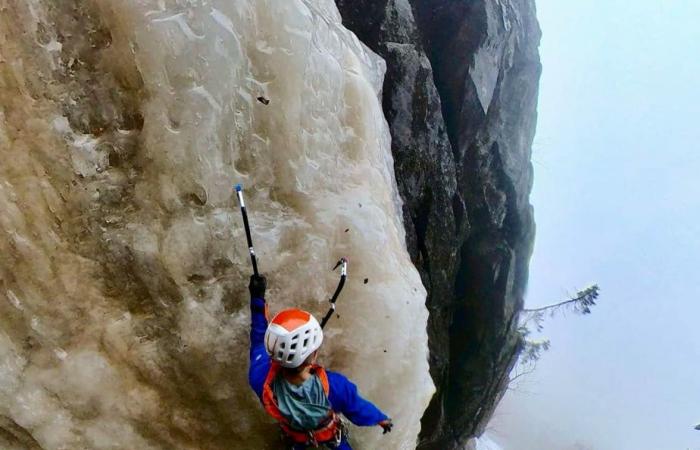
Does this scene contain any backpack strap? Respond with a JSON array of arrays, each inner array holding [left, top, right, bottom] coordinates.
[[262, 363, 338, 445]]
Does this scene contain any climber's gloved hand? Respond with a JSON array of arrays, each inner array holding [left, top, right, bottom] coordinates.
[[379, 419, 393, 435], [249, 274, 267, 299]]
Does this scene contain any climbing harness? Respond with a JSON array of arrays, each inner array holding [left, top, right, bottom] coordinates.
[[280, 416, 345, 449], [263, 363, 342, 447]]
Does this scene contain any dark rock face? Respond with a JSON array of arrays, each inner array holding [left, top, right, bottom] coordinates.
[[335, 0, 541, 448]]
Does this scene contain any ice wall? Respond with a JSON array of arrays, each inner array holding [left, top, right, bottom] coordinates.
[[0, 1, 433, 449]]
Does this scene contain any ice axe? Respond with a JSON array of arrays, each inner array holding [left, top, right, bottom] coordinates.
[[320, 257, 348, 329], [234, 184, 259, 276]]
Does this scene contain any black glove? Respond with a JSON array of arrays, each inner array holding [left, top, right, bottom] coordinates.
[[249, 274, 267, 298], [379, 419, 393, 434]]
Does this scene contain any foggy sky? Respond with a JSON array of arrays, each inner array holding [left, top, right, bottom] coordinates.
[[487, 1, 700, 449]]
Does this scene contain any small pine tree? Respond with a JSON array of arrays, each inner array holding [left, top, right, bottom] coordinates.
[[511, 285, 600, 385]]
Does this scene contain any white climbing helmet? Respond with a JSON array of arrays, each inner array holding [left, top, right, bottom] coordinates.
[[264, 308, 324, 368]]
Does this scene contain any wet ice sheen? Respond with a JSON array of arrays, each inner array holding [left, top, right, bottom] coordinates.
[[0, 1, 433, 449]]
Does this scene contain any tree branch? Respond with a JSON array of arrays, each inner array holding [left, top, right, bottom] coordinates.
[[522, 285, 600, 314]]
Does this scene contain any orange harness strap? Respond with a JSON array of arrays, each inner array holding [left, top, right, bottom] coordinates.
[[262, 363, 339, 445]]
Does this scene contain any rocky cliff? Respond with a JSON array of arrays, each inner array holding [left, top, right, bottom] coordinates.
[[334, 0, 542, 448], [0, 1, 434, 448], [0, 0, 540, 447]]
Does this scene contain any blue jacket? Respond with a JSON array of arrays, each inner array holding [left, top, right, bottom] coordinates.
[[248, 296, 388, 427]]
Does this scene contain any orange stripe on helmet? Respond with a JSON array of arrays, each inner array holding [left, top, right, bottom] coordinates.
[[271, 308, 311, 332]]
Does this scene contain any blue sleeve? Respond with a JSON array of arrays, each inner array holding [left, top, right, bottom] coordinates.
[[248, 296, 270, 399], [327, 371, 388, 426]]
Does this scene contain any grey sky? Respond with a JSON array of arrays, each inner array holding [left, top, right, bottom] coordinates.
[[487, 1, 700, 449]]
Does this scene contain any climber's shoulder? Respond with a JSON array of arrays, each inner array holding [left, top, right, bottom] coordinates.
[[324, 367, 348, 382], [324, 369, 358, 396], [324, 369, 349, 383]]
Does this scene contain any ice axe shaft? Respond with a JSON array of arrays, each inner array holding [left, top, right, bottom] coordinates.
[[235, 184, 259, 276], [320, 258, 348, 329]]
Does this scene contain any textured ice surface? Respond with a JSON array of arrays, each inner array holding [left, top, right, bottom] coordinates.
[[0, 0, 433, 448]]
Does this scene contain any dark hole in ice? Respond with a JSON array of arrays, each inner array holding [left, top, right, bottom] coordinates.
[[184, 190, 207, 206], [108, 150, 121, 167], [364, 278, 369, 284], [257, 96, 270, 105], [123, 112, 144, 131], [187, 274, 207, 283]]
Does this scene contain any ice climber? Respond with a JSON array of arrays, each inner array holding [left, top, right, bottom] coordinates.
[[247, 274, 393, 449]]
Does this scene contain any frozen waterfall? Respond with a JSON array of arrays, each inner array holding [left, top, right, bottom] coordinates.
[[0, 0, 434, 449]]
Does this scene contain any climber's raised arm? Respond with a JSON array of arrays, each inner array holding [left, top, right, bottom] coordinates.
[[248, 274, 270, 398]]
